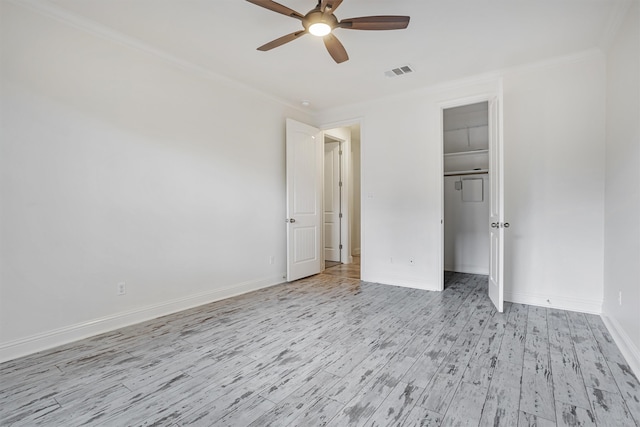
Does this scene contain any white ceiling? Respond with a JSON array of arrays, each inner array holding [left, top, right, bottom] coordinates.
[[35, 0, 630, 111]]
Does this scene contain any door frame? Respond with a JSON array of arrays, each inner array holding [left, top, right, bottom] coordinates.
[[437, 91, 503, 293], [323, 135, 343, 263], [320, 119, 363, 268]]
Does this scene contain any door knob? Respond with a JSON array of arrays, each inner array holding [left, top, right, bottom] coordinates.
[[503, 222, 510, 228], [289, 218, 296, 223], [491, 222, 498, 228]]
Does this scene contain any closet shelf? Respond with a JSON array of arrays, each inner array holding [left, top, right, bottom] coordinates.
[[444, 169, 489, 176], [444, 124, 488, 132], [443, 149, 489, 157]]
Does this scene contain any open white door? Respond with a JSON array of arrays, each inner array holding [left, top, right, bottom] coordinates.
[[286, 118, 323, 282], [488, 97, 505, 312], [324, 141, 341, 262]]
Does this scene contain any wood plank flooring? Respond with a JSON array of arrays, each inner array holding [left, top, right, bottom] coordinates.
[[1, 272, 639, 426], [323, 256, 361, 280]]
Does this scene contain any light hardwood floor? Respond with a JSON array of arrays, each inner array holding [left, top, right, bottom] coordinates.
[[1, 272, 639, 426], [324, 256, 361, 280]]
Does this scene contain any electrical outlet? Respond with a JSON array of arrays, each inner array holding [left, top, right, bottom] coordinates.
[[269, 256, 275, 265], [619, 291, 622, 306], [117, 282, 126, 296]]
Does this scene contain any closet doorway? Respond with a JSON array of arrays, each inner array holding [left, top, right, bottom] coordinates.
[[441, 96, 505, 312], [443, 102, 490, 275]]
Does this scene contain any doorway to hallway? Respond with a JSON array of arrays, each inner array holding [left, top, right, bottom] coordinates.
[[324, 256, 360, 279], [322, 123, 361, 278]]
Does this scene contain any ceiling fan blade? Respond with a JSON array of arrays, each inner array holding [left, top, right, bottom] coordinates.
[[246, 0, 304, 20], [323, 33, 349, 63], [320, 0, 343, 13], [257, 30, 307, 51], [338, 16, 410, 30]]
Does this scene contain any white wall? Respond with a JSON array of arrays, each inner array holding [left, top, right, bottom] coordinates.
[[603, 0, 640, 375], [0, 2, 311, 361], [0, 1, 619, 364], [444, 174, 490, 274], [443, 103, 490, 275], [317, 52, 606, 311], [502, 52, 606, 313], [317, 79, 501, 290]]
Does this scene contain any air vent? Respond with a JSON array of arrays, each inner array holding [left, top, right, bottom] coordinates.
[[384, 65, 414, 78]]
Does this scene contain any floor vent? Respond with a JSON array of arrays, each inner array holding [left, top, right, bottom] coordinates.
[[384, 65, 414, 78]]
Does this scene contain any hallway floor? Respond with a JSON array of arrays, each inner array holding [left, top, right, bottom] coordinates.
[[324, 255, 361, 280]]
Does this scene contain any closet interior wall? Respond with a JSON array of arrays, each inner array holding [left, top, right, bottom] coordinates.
[[443, 102, 490, 275]]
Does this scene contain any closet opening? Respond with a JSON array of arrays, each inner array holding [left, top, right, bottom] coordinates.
[[443, 101, 490, 280]]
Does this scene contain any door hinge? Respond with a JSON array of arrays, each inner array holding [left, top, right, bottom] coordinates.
[[339, 213, 343, 218], [339, 181, 343, 187], [339, 244, 343, 249], [339, 150, 343, 155]]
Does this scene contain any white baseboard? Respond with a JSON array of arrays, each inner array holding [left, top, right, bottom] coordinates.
[[365, 274, 441, 292], [504, 290, 602, 314], [601, 315, 640, 380], [0, 275, 285, 363], [444, 265, 489, 275]]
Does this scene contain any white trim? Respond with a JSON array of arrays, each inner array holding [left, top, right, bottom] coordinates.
[[315, 49, 603, 118], [367, 276, 441, 292], [598, 0, 634, 51], [315, 74, 502, 117], [505, 290, 602, 314], [437, 89, 501, 294], [500, 48, 605, 78], [601, 315, 640, 380], [444, 267, 490, 275], [320, 118, 364, 275], [322, 129, 352, 266], [341, 137, 351, 266], [12, 0, 608, 117], [6, 0, 305, 114], [437, 93, 497, 110], [0, 275, 284, 363], [319, 118, 365, 132]]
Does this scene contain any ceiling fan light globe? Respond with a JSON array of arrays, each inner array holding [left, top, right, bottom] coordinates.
[[309, 22, 332, 37]]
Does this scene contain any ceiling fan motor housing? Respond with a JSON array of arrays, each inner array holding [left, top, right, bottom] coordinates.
[[302, 10, 339, 32]]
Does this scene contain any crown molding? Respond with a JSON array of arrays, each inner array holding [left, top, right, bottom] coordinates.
[[598, 0, 635, 52], [7, 0, 619, 117], [315, 46, 607, 120], [500, 48, 605, 78], [6, 0, 307, 114]]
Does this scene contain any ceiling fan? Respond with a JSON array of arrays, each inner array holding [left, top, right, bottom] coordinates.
[[246, 0, 410, 64]]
